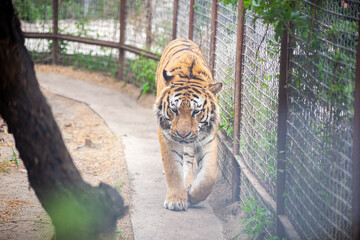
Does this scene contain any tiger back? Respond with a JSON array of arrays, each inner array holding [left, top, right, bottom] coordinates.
[[155, 38, 222, 211]]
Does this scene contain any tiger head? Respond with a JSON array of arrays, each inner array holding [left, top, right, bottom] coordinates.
[[155, 71, 222, 145]]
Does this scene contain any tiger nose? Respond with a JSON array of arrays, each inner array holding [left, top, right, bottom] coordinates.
[[176, 131, 191, 139]]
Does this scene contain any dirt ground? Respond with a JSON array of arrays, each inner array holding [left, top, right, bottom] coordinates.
[[0, 65, 247, 240], [0, 88, 133, 239], [209, 171, 248, 240]]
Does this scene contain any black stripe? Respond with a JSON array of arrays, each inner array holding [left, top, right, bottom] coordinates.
[[192, 88, 201, 94], [170, 48, 194, 62], [191, 75, 205, 81], [164, 44, 195, 69], [164, 42, 190, 57], [197, 152, 209, 166], [171, 150, 183, 160], [173, 80, 187, 84], [189, 85, 204, 89], [170, 67, 182, 72], [184, 153, 194, 158], [194, 146, 201, 155], [175, 86, 189, 92], [204, 135, 215, 145], [159, 117, 170, 130], [189, 59, 195, 78], [178, 74, 190, 79], [199, 71, 209, 78]]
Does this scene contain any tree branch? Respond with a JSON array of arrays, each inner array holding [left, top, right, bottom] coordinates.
[[0, 1, 125, 239]]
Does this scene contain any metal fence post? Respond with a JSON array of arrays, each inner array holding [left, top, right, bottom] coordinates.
[[188, 0, 195, 40], [352, 17, 360, 240], [276, 26, 289, 238], [233, 0, 245, 156], [52, 0, 58, 64], [146, 0, 152, 48], [172, 0, 179, 40], [118, 0, 126, 80], [209, 0, 218, 77], [231, 0, 245, 203]]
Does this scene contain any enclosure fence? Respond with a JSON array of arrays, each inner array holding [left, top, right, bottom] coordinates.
[[16, 0, 360, 239]]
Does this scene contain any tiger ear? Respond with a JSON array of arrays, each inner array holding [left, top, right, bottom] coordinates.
[[163, 70, 174, 83], [209, 82, 222, 95]]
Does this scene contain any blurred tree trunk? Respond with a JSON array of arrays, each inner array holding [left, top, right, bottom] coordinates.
[[0, 1, 125, 239]]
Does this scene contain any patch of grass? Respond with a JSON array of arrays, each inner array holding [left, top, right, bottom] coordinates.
[[127, 57, 158, 96], [116, 229, 125, 240], [0, 147, 20, 172], [235, 195, 277, 240], [114, 180, 125, 191]]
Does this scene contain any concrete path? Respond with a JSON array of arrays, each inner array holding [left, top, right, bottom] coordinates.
[[37, 72, 224, 240]]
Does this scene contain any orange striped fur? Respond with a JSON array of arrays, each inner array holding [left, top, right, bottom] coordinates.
[[154, 38, 222, 211]]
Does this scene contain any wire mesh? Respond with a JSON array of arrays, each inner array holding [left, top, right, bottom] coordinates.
[[58, 0, 120, 41], [176, 0, 190, 38], [286, 0, 358, 238], [217, 138, 233, 186], [214, 2, 237, 139], [25, 38, 53, 64], [125, 0, 148, 50], [239, 168, 276, 238], [239, 16, 280, 197], [150, 0, 174, 53], [58, 41, 119, 75], [14, 0, 173, 90], [14, 0, 53, 33], [193, 0, 212, 64]]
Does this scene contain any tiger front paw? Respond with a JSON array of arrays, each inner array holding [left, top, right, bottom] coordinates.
[[163, 190, 188, 211]]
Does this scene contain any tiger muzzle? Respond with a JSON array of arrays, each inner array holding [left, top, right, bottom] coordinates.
[[176, 130, 191, 139]]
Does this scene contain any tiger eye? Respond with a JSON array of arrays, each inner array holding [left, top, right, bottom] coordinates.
[[193, 110, 200, 115], [171, 108, 178, 115]]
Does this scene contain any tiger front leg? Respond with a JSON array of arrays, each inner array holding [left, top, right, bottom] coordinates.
[[159, 131, 188, 211], [183, 146, 195, 191], [188, 137, 218, 205]]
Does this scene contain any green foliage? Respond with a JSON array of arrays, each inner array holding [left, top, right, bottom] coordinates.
[[66, 52, 118, 75], [239, 196, 276, 240], [218, 0, 238, 8], [0, 147, 20, 169], [116, 230, 125, 240], [219, 0, 307, 41], [14, 0, 52, 22], [219, 111, 234, 137], [114, 180, 125, 191], [128, 57, 158, 96], [8, 147, 19, 165]]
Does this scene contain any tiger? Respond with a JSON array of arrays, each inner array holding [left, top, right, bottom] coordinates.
[[154, 38, 222, 211]]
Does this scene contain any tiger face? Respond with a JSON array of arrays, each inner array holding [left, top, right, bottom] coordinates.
[[155, 77, 222, 145]]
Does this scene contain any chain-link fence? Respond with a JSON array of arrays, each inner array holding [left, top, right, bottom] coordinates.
[[286, 0, 358, 238], [15, 0, 172, 90], [214, 3, 237, 140], [240, 15, 280, 198], [15, 0, 360, 239], [186, 0, 358, 239]]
